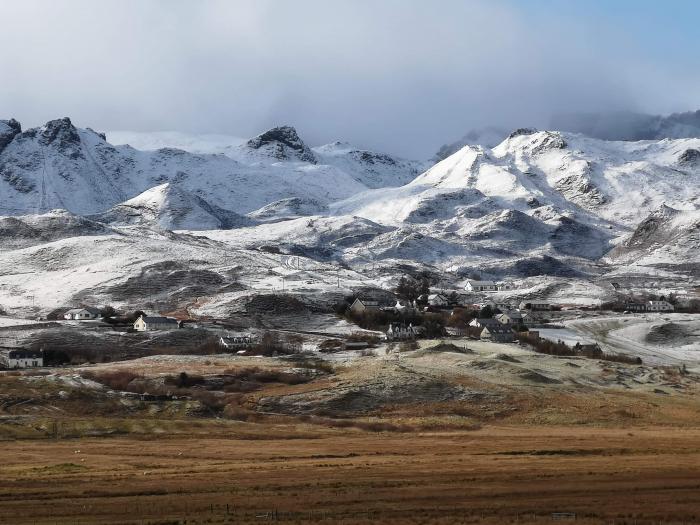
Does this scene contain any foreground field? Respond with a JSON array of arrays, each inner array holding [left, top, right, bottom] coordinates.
[[1, 426, 700, 524]]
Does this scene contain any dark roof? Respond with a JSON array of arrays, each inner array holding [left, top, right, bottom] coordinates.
[[141, 316, 179, 324], [1, 349, 43, 359], [482, 325, 513, 335]]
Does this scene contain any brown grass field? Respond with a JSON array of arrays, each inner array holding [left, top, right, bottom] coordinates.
[[1, 425, 700, 524]]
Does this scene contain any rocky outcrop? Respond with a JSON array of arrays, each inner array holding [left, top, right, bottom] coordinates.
[[0, 119, 21, 153], [245, 126, 316, 163]]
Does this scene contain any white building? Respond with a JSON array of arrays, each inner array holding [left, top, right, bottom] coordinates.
[[0, 349, 43, 368], [427, 293, 448, 307], [647, 300, 674, 312], [495, 311, 524, 325], [519, 301, 553, 311], [220, 335, 255, 349], [465, 280, 497, 292], [349, 298, 381, 315], [63, 307, 101, 320], [133, 315, 180, 331], [496, 281, 516, 291], [386, 322, 418, 341]]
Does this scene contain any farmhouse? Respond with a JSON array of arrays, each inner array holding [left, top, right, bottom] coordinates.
[[465, 280, 497, 292], [386, 322, 418, 341], [0, 349, 43, 368], [63, 307, 101, 320], [480, 326, 515, 343], [647, 300, 674, 312], [519, 301, 553, 311], [133, 315, 180, 331], [469, 318, 501, 330], [427, 293, 448, 307], [495, 311, 524, 325], [349, 298, 382, 315], [625, 302, 647, 312], [219, 335, 255, 349]]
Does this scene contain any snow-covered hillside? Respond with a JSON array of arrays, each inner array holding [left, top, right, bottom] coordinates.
[[92, 183, 253, 230], [0, 118, 420, 217]]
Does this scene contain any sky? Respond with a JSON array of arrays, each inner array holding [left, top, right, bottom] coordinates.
[[2, 0, 700, 158]]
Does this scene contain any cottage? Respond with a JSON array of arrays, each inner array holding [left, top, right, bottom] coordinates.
[[349, 298, 382, 315], [496, 281, 516, 291], [386, 322, 417, 341], [445, 326, 468, 337], [133, 315, 180, 331], [63, 307, 101, 320], [480, 326, 515, 343], [427, 293, 448, 307], [465, 280, 497, 292], [518, 301, 553, 311], [0, 349, 43, 368], [469, 318, 501, 330], [495, 311, 524, 326], [625, 302, 647, 312], [647, 300, 674, 312], [219, 335, 255, 349]]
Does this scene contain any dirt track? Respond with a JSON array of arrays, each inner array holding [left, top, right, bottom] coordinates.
[[1, 425, 700, 524]]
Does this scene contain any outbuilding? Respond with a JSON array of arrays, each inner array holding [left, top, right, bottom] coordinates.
[[133, 315, 180, 331]]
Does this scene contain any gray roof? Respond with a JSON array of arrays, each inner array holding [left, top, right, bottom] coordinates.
[[141, 316, 179, 324]]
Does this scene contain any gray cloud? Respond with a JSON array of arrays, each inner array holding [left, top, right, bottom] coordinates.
[[2, 0, 699, 157]]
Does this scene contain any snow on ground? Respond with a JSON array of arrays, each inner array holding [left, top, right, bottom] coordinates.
[[565, 314, 700, 365]]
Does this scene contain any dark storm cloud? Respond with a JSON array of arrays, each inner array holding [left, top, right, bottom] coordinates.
[[2, 0, 699, 157]]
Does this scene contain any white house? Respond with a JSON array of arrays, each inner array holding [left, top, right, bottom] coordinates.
[[386, 322, 418, 341], [63, 307, 101, 320], [495, 311, 524, 325], [349, 298, 381, 315], [469, 318, 501, 330], [0, 349, 43, 368], [219, 335, 255, 349], [647, 300, 674, 312], [518, 301, 553, 311], [133, 315, 180, 331], [465, 280, 497, 292], [427, 293, 448, 307], [496, 281, 516, 291]]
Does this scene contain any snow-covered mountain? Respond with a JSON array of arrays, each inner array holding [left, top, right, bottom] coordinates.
[[605, 206, 700, 270], [92, 183, 252, 230], [0, 118, 420, 217]]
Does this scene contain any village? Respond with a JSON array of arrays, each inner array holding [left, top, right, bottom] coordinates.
[[1, 276, 695, 371]]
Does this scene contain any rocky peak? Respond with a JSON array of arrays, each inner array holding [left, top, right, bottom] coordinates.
[[246, 125, 316, 163], [39, 117, 83, 159], [508, 127, 538, 139], [678, 148, 700, 165], [0, 118, 22, 153]]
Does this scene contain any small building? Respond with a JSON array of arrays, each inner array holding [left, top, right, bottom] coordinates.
[[647, 300, 674, 312], [0, 349, 43, 368], [519, 301, 553, 311], [495, 311, 524, 326], [496, 281, 516, 291], [63, 307, 101, 320], [625, 302, 647, 312], [219, 335, 255, 349], [465, 280, 497, 292], [427, 293, 448, 307], [133, 315, 180, 331], [445, 326, 468, 337], [349, 298, 382, 315], [469, 318, 501, 330], [480, 326, 515, 343], [386, 322, 417, 341], [573, 342, 603, 356]]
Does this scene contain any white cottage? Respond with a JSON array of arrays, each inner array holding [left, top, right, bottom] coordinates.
[[133, 315, 180, 331], [0, 349, 43, 368], [465, 280, 497, 292], [63, 307, 101, 320], [386, 322, 418, 341]]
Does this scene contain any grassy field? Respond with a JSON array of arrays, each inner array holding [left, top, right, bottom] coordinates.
[[1, 425, 700, 524]]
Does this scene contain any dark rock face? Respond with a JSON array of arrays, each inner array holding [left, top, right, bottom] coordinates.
[[351, 150, 396, 166], [508, 127, 538, 139], [678, 148, 700, 165], [531, 132, 567, 155], [0, 118, 21, 153], [39, 117, 84, 159], [246, 126, 316, 163]]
